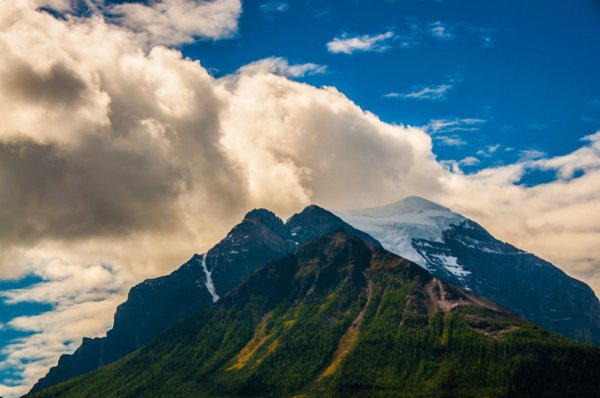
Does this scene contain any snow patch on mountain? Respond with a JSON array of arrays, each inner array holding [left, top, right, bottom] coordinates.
[[200, 254, 219, 302], [432, 254, 469, 277], [338, 196, 465, 269]]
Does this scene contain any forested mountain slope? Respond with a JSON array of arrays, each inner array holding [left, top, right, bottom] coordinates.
[[29, 232, 600, 398]]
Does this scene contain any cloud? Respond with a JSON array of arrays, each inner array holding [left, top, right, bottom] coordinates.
[[384, 84, 453, 101], [529, 132, 600, 179], [0, 260, 132, 397], [1, 3, 600, 395], [0, 2, 250, 281], [326, 19, 485, 55], [519, 149, 547, 161], [437, 136, 466, 146], [476, 144, 501, 157], [259, 1, 289, 18], [459, 156, 480, 166], [238, 57, 326, 78], [424, 118, 486, 134], [385, 73, 461, 101], [429, 21, 454, 41], [326, 31, 396, 54], [34, 0, 74, 12], [108, 0, 242, 46]]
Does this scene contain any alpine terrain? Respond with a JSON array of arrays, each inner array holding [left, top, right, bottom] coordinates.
[[338, 196, 600, 345], [28, 232, 600, 398], [31, 206, 379, 393]]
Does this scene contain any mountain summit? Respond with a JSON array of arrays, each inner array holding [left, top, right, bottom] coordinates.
[[28, 232, 600, 397], [339, 196, 600, 345], [31, 205, 381, 393]]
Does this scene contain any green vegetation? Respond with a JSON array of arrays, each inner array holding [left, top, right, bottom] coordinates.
[[29, 233, 600, 398]]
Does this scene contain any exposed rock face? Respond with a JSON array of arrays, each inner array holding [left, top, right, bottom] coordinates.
[[30, 255, 216, 393], [31, 206, 381, 393], [422, 221, 600, 344], [340, 196, 600, 345]]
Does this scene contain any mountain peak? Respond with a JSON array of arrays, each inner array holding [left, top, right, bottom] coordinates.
[[287, 203, 335, 221], [402, 195, 451, 211], [348, 196, 454, 218], [287, 204, 382, 248], [232, 208, 289, 239], [337, 196, 463, 267], [243, 208, 283, 225]]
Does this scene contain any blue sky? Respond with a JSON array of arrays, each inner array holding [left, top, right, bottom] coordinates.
[[183, 0, 600, 177], [1, 0, 600, 395], [0, 277, 51, 387]]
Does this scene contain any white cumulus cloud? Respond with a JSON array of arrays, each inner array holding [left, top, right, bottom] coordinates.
[[109, 0, 242, 46]]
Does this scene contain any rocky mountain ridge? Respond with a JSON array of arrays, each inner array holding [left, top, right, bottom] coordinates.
[[31, 205, 378, 393]]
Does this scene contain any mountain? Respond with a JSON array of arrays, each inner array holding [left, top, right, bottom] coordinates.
[[28, 232, 600, 398], [31, 206, 381, 393], [338, 196, 600, 345]]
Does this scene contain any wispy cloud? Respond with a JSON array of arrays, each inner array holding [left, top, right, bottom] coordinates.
[[238, 57, 327, 78], [327, 20, 492, 54], [459, 156, 480, 166], [386, 73, 462, 101], [429, 21, 496, 47], [424, 117, 486, 147], [429, 21, 455, 41], [326, 31, 396, 54], [425, 118, 486, 134], [477, 144, 501, 157], [437, 136, 467, 146], [384, 84, 453, 101], [259, 1, 289, 18], [519, 149, 547, 161]]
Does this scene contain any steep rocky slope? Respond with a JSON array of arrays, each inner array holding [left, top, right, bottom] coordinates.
[[31, 206, 379, 392], [340, 196, 600, 345]]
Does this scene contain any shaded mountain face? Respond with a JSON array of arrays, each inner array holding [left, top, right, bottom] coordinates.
[[31, 206, 381, 393], [29, 232, 600, 398], [339, 196, 600, 345]]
